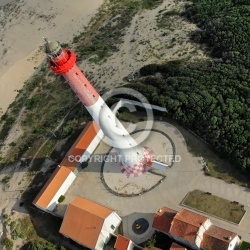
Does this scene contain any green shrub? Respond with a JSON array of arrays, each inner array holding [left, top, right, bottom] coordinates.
[[11, 223, 26, 240], [3, 237, 13, 250], [145, 234, 156, 249], [3, 214, 11, 226], [58, 195, 65, 203]]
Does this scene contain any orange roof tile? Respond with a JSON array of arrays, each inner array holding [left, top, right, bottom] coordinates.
[[170, 243, 187, 249], [170, 209, 207, 243], [33, 166, 72, 209], [115, 235, 130, 250], [170, 219, 198, 242], [152, 207, 177, 233], [174, 209, 207, 228], [60, 121, 100, 172], [60, 196, 113, 249], [201, 225, 237, 250]]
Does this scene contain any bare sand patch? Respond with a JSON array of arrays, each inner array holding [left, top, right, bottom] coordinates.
[[0, 0, 104, 117], [81, 0, 206, 91]]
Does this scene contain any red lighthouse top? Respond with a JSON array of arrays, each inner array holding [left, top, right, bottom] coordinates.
[[44, 38, 76, 74], [44, 38, 99, 106]]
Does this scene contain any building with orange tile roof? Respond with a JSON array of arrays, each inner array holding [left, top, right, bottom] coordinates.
[[152, 207, 177, 234], [33, 121, 103, 212], [201, 225, 240, 250], [152, 206, 239, 250], [170, 209, 212, 246], [169, 243, 187, 249], [171, 219, 199, 243], [60, 196, 122, 250], [60, 121, 103, 174], [33, 166, 76, 211], [115, 235, 134, 250]]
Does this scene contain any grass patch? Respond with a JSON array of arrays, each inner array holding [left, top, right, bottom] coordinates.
[[75, 0, 141, 63], [3, 237, 13, 250], [182, 190, 245, 224]]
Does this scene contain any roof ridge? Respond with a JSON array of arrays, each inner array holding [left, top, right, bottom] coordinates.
[[76, 195, 113, 211], [173, 217, 200, 228], [204, 226, 235, 242], [71, 203, 112, 219]]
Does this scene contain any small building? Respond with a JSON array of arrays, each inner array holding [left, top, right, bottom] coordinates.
[[152, 207, 177, 234], [115, 235, 134, 250], [60, 121, 103, 175], [33, 166, 76, 212], [170, 209, 212, 246], [60, 196, 122, 250], [33, 121, 103, 212], [152, 206, 239, 250], [200, 225, 240, 250]]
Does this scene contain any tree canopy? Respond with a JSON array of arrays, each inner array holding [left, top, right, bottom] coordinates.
[[128, 0, 250, 172]]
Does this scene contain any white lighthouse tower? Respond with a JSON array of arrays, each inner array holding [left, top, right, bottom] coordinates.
[[44, 38, 153, 177]]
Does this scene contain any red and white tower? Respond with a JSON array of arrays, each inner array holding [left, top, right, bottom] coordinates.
[[44, 38, 153, 177]]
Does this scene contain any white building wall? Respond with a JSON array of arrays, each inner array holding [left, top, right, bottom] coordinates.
[[95, 212, 122, 250], [228, 236, 240, 250], [195, 219, 212, 247], [151, 160, 169, 171], [127, 241, 134, 250], [46, 171, 76, 211], [80, 130, 104, 162]]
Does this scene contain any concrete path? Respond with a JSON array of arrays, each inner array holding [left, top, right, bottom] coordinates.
[[59, 121, 250, 244]]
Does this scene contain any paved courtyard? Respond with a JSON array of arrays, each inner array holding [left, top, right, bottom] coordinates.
[[56, 121, 250, 244], [102, 130, 173, 196]]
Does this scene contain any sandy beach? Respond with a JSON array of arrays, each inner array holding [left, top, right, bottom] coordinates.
[[0, 0, 103, 117]]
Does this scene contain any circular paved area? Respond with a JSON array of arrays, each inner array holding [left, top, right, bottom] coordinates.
[[101, 130, 174, 196]]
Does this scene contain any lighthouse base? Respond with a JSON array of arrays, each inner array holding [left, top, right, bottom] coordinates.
[[120, 147, 154, 177]]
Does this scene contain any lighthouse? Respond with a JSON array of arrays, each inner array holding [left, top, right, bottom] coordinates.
[[44, 38, 153, 177]]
